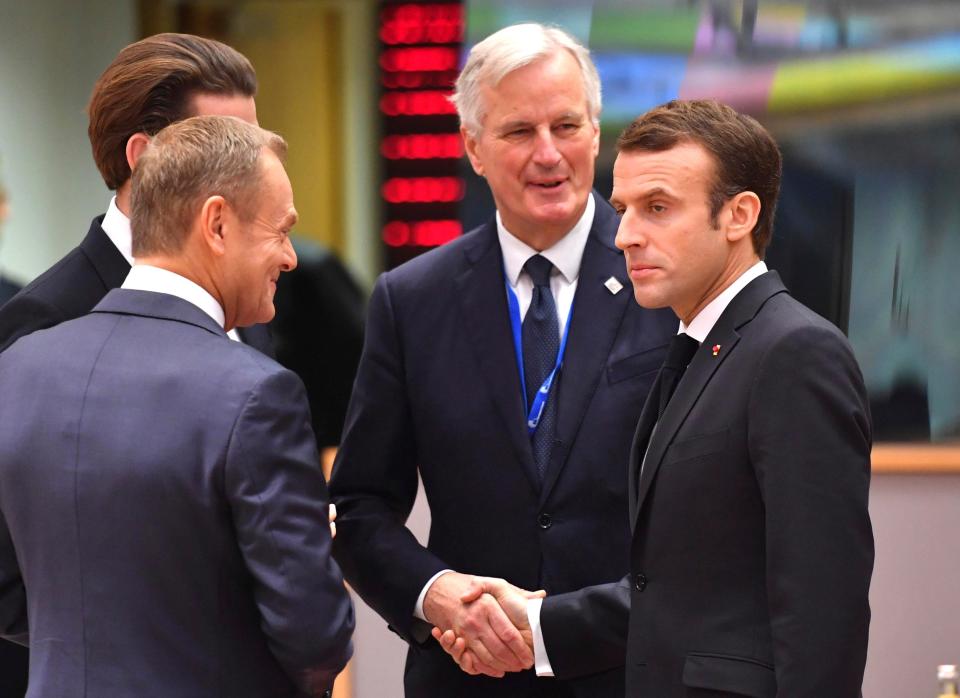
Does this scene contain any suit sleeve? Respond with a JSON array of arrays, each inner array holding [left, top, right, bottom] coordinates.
[[225, 368, 354, 696], [749, 323, 873, 696], [538, 576, 631, 679], [0, 291, 64, 354], [0, 509, 28, 645], [329, 274, 449, 644]]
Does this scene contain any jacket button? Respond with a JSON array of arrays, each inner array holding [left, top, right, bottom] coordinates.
[[634, 573, 647, 592], [537, 513, 552, 529]]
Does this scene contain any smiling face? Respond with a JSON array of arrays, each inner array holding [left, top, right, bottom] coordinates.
[[462, 49, 600, 249], [612, 142, 759, 324], [221, 148, 298, 329]]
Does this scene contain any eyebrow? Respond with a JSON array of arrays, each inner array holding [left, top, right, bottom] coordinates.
[[496, 111, 586, 134]]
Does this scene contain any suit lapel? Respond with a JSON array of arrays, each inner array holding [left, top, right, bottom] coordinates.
[[79, 216, 131, 292], [631, 271, 789, 530], [540, 199, 633, 503], [453, 222, 540, 492]]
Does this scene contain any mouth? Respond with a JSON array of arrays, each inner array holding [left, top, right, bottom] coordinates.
[[627, 262, 658, 278], [529, 178, 567, 191]]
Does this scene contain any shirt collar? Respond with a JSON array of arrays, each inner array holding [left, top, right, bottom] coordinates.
[[101, 196, 135, 266], [121, 264, 226, 330], [497, 193, 595, 286], [680, 260, 768, 343]]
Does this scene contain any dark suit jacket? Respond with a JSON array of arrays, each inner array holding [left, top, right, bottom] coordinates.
[[540, 271, 874, 698], [330, 195, 676, 697], [0, 216, 273, 355], [0, 289, 354, 697], [0, 274, 20, 308]]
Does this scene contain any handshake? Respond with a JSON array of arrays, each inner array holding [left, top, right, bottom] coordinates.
[[423, 572, 546, 678]]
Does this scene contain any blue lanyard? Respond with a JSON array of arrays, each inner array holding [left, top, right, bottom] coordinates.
[[505, 280, 573, 436]]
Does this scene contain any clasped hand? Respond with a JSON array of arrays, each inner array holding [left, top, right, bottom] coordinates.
[[423, 572, 545, 678]]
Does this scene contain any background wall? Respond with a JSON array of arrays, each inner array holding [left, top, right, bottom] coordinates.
[[0, 0, 137, 283]]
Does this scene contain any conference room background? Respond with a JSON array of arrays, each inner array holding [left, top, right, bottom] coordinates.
[[1, 1, 958, 696]]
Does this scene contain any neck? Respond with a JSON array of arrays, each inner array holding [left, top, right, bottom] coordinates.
[[677, 252, 760, 326], [135, 255, 223, 312], [115, 181, 132, 216]]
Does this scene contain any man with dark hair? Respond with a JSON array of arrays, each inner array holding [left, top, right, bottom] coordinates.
[[0, 33, 269, 355], [440, 99, 874, 697], [0, 32, 271, 693], [0, 115, 354, 698]]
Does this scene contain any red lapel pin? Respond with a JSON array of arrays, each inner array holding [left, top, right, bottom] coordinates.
[[712, 344, 721, 356]]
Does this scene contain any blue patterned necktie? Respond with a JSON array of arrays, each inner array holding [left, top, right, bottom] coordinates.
[[522, 254, 560, 479]]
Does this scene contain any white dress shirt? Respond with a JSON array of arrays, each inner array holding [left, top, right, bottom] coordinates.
[[105, 198, 241, 342], [527, 259, 769, 676], [101, 196, 135, 267], [412, 195, 597, 623]]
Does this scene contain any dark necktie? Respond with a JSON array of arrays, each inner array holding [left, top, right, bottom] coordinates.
[[657, 333, 700, 418], [522, 254, 559, 479]]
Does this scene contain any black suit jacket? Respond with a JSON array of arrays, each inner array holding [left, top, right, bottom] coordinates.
[[0, 216, 274, 355], [540, 271, 874, 698], [330, 195, 676, 697], [0, 289, 353, 697], [0, 275, 20, 308]]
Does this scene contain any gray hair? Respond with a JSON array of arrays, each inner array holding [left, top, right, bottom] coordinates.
[[130, 115, 287, 256], [451, 23, 602, 136]]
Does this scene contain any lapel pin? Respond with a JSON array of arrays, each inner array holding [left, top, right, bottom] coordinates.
[[712, 344, 721, 356], [604, 276, 623, 295]]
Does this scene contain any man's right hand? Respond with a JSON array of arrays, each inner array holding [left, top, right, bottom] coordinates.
[[422, 572, 540, 676], [429, 576, 545, 677]]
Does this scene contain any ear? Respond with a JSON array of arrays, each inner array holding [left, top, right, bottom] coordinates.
[[125, 132, 152, 171], [461, 126, 484, 177], [199, 195, 229, 256], [723, 191, 761, 244]]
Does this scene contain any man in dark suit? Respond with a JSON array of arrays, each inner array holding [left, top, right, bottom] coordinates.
[[0, 115, 354, 697], [441, 100, 874, 697], [0, 33, 271, 356], [329, 24, 674, 698]]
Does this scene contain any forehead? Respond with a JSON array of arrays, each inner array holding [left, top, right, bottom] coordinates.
[[479, 50, 587, 126], [190, 92, 258, 125], [613, 142, 715, 194]]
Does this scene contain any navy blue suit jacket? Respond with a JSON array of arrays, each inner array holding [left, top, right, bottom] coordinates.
[[0, 216, 273, 355], [330, 195, 676, 697], [0, 290, 353, 697]]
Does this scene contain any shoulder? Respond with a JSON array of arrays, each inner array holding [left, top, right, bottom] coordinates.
[[6, 244, 101, 317]]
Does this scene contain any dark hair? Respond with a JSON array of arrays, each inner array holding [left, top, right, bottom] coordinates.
[[87, 33, 257, 191], [616, 99, 781, 257]]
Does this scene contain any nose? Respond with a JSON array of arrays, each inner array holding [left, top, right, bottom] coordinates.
[[614, 210, 645, 251], [281, 236, 298, 272], [531, 127, 562, 168]]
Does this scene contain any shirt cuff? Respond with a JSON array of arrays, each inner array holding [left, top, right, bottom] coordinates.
[[527, 597, 555, 677], [413, 569, 453, 621]]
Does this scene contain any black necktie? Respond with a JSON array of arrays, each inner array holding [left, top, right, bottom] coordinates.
[[522, 255, 559, 479], [657, 333, 700, 418]]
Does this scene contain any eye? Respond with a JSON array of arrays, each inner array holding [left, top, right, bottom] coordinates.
[[649, 203, 667, 214]]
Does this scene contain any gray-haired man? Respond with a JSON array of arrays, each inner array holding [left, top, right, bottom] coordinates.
[[330, 23, 675, 698]]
